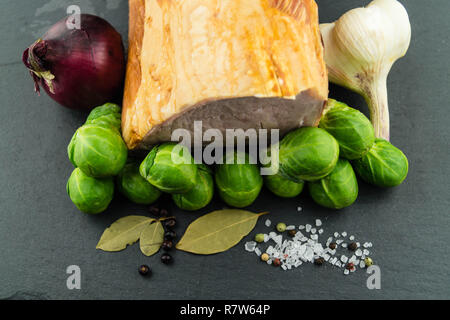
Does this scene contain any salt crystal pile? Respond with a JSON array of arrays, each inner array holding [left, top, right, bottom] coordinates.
[[244, 217, 375, 276]]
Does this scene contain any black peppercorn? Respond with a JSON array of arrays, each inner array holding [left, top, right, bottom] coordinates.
[[138, 265, 151, 276], [162, 240, 173, 251], [164, 218, 177, 229], [314, 257, 325, 266], [288, 230, 297, 237], [329, 242, 337, 250], [164, 230, 177, 240], [348, 242, 358, 251], [159, 208, 169, 217], [148, 205, 160, 216], [161, 253, 173, 265]]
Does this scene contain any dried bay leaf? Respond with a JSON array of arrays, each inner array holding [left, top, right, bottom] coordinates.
[[96, 216, 154, 252], [176, 210, 268, 255], [140, 220, 165, 256]]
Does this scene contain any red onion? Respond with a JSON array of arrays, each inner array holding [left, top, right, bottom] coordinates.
[[23, 14, 125, 111]]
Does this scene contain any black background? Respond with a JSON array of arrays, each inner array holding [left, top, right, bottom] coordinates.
[[0, 0, 449, 300]]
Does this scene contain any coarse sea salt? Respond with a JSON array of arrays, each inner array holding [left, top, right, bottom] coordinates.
[[245, 217, 375, 276], [245, 241, 256, 252]]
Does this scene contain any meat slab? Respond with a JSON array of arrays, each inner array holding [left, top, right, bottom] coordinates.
[[122, 0, 328, 150]]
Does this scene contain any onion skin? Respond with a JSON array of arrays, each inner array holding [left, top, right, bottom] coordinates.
[[23, 14, 125, 111]]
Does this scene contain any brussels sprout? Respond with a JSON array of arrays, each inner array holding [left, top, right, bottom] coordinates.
[[172, 164, 214, 211], [279, 127, 339, 182], [308, 159, 358, 209], [117, 162, 162, 205], [67, 168, 114, 214], [215, 151, 263, 208], [68, 124, 128, 178], [264, 173, 304, 198], [140, 143, 197, 194], [320, 99, 375, 160], [352, 138, 408, 187], [85, 103, 122, 131], [261, 144, 304, 197]]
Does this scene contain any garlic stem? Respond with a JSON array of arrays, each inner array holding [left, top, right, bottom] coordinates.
[[363, 75, 389, 141]]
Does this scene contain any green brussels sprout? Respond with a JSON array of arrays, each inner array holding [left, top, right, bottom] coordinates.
[[117, 162, 162, 205], [264, 172, 304, 198], [279, 127, 339, 182], [308, 159, 358, 209], [215, 151, 263, 208], [67, 168, 114, 214], [319, 99, 375, 160], [352, 138, 408, 187], [85, 103, 122, 131], [172, 164, 214, 211], [140, 143, 197, 194], [261, 144, 304, 197], [68, 124, 128, 178]]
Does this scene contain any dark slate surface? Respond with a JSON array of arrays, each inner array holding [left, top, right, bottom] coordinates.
[[0, 0, 449, 300]]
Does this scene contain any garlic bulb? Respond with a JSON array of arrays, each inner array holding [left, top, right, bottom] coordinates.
[[320, 0, 411, 140]]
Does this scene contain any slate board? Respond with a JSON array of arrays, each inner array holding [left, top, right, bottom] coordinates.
[[0, 0, 449, 300]]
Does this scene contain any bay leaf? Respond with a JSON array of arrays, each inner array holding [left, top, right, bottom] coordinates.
[[96, 216, 154, 252], [176, 210, 268, 255], [140, 220, 165, 256]]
